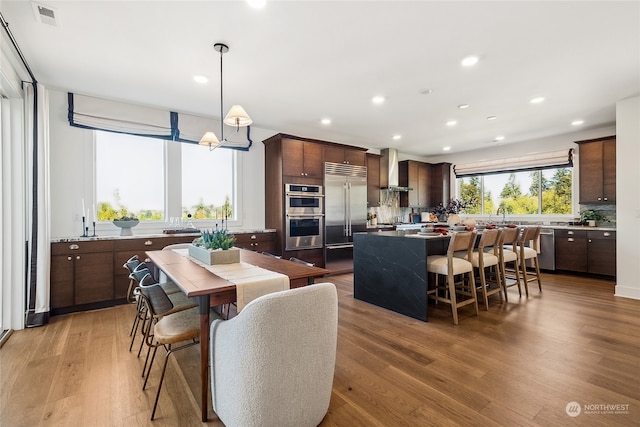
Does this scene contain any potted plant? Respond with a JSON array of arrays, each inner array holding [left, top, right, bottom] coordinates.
[[188, 228, 239, 265], [112, 215, 140, 236], [579, 209, 607, 227]]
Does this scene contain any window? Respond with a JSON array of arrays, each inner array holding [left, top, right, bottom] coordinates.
[[96, 132, 165, 220], [181, 142, 234, 220], [456, 167, 573, 216], [96, 131, 236, 221]]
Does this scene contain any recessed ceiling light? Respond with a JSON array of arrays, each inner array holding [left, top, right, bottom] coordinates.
[[392, 135, 401, 140], [193, 75, 208, 84], [372, 95, 385, 104], [486, 116, 497, 120], [446, 120, 457, 126], [461, 55, 479, 67], [247, 0, 266, 8], [530, 96, 545, 104], [493, 136, 505, 142], [321, 118, 331, 125], [458, 104, 469, 109], [419, 88, 433, 95], [443, 146, 451, 151], [571, 120, 584, 126]]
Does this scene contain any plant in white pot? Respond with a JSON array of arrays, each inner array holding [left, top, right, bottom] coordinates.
[[189, 228, 239, 265]]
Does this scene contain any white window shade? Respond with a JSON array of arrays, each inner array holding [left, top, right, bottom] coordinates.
[[454, 149, 573, 177], [68, 93, 175, 139]]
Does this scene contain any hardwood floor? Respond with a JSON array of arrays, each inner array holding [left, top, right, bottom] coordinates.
[[1, 272, 639, 426]]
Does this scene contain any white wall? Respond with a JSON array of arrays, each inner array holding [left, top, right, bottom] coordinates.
[[48, 89, 274, 238], [615, 96, 640, 300]]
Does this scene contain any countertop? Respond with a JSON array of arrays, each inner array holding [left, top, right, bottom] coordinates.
[[51, 229, 277, 243]]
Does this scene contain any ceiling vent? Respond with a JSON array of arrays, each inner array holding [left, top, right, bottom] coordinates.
[[32, 2, 59, 26]]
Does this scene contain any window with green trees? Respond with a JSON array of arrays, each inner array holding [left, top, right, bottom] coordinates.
[[456, 167, 572, 216], [96, 131, 235, 221]]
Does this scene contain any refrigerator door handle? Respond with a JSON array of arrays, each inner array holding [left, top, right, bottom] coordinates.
[[343, 182, 348, 237]]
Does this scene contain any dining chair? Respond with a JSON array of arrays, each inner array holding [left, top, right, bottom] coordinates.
[[426, 231, 478, 325], [455, 228, 503, 310], [209, 282, 338, 427], [494, 226, 522, 301], [137, 282, 212, 420]]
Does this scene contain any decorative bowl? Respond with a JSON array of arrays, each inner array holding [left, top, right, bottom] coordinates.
[[113, 219, 140, 236]]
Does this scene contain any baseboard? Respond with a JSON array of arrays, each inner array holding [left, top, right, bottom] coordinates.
[[615, 284, 640, 300]]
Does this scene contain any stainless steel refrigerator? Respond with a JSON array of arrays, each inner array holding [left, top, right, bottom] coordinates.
[[324, 162, 367, 272]]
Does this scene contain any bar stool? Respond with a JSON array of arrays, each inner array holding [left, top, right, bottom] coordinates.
[[516, 226, 542, 296], [455, 228, 503, 310], [427, 231, 478, 325], [494, 227, 522, 301]]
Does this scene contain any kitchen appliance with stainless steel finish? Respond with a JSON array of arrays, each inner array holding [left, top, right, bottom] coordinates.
[[324, 162, 367, 272], [284, 184, 324, 250]]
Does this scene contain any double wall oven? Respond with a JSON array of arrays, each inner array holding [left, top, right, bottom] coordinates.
[[285, 184, 324, 250]]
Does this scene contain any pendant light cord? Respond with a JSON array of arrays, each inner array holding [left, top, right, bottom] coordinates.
[[219, 47, 224, 142]]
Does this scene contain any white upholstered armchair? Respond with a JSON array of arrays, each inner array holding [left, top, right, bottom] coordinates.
[[209, 282, 338, 427]]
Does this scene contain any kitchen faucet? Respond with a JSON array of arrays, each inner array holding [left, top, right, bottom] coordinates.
[[497, 207, 506, 222]]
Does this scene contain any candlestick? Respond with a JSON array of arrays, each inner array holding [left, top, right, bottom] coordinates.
[[81, 216, 87, 237], [85, 226, 89, 237], [92, 221, 96, 237], [82, 198, 85, 216]]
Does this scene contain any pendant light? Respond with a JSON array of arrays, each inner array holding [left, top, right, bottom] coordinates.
[[199, 43, 252, 150]]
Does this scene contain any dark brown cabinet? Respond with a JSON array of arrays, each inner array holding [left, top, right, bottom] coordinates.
[[576, 136, 616, 203], [50, 240, 114, 311], [399, 160, 430, 208], [366, 153, 381, 206], [555, 229, 588, 272], [324, 145, 366, 166], [587, 230, 616, 276], [555, 228, 616, 276], [430, 162, 452, 208], [281, 138, 324, 179], [233, 231, 276, 254]]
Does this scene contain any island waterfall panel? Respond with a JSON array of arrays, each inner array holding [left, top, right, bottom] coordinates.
[[353, 232, 447, 321]]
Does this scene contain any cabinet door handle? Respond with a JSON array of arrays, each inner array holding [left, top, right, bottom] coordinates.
[[568, 238, 574, 242], [603, 197, 608, 201], [598, 197, 602, 201], [144, 240, 153, 246], [250, 234, 257, 240], [588, 239, 592, 243], [603, 232, 610, 237], [567, 231, 574, 235], [67, 256, 72, 261], [69, 244, 79, 250], [76, 255, 81, 260]]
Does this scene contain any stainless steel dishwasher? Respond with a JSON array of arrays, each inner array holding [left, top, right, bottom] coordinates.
[[536, 228, 555, 271]]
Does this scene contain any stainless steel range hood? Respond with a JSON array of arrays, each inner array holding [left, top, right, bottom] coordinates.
[[380, 148, 412, 191]]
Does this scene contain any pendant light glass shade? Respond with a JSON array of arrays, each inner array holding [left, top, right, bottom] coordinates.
[[223, 105, 253, 127]]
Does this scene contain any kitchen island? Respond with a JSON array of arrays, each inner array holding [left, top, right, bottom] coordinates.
[[353, 230, 448, 321]]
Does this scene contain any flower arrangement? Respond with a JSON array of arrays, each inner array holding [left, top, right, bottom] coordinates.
[[431, 198, 475, 216]]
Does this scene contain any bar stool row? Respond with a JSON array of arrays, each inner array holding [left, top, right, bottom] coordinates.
[[426, 226, 542, 325]]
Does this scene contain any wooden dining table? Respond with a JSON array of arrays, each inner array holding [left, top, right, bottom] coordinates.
[[146, 248, 329, 422]]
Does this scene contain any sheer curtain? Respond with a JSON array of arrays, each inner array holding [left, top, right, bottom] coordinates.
[[24, 82, 50, 327]]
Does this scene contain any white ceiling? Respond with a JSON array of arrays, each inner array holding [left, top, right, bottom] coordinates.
[[2, 1, 639, 156]]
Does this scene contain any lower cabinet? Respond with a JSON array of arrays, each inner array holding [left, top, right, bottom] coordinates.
[[555, 229, 616, 276], [233, 231, 276, 254], [50, 240, 114, 312]]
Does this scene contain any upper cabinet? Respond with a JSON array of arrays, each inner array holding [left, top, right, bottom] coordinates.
[[429, 162, 452, 208], [366, 153, 381, 206], [324, 145, 366, 166], [576, 136, 616, 203], [399, 160, 431, 208], [281, 138, 324, 179]]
